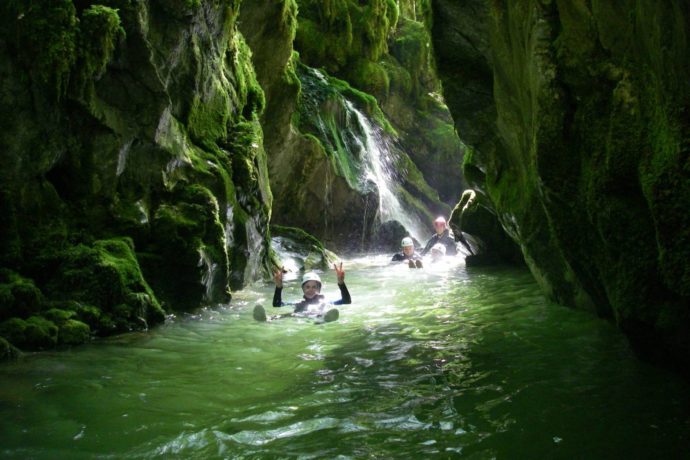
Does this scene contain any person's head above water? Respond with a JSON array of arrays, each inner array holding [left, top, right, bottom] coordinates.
[[301, 272, 322, 299], [431, 243, 446, 260], [433, 216, 447, 235], [401, 237, 414, 256]]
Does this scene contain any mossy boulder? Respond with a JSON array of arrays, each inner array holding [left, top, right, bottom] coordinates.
[[432, 0, 690, 372], [58, 319, 91, 345], [0, 270, 44, 321], [0, 0, 275, 351], [42, 238, 164, 333], [271, 225, 338, 273], [0, 316, 58, 350], [0, 337, 20, 361]]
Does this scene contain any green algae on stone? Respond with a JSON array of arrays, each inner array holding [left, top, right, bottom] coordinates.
[[2, 0, 78, 98], [0, 316, 58, 350], [42, 237, 164, 332], [295, 0, 398, 74], [58, 319, 91, 345], [0, 270, 44, 321], [72, 5, 124, 99], [0, 336, 20, 360]]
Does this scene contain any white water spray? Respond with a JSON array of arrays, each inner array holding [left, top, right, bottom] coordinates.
[[344, 101, 428, 243]]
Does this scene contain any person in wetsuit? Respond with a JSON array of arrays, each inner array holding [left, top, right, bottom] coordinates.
[[253, 262, 350, 322], [420, 216, 458, 256], [391, 237, 423, 268]]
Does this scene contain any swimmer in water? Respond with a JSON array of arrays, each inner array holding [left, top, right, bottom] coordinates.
[[391, 237, 423, 268], [253, 262, 351, 322]]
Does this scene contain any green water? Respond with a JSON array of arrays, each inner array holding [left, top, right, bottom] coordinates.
[[1, 256, 689, 458]]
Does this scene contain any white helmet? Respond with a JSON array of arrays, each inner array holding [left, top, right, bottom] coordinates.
[[431, 243, 446, 255], [401, 237, 414, 247], [301, 272, 322, 287]]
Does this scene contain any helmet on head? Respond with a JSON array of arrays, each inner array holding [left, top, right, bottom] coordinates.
[[431, 243, 446, 255], [301, 272, 322, 288], [434, 216, 447, 225], [401, 237, 414, 248]]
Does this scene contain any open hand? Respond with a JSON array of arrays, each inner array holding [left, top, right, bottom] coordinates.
[[334, 262, 345, 285], [273, 267, 284, 288]]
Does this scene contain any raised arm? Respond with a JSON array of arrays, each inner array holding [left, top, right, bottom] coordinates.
[[272, 267, 284, 307], [334, 262, 345, 285], [332, 262, 351, 305]]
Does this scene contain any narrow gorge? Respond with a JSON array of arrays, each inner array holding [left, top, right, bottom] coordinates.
[[1, 0, 688, 378]]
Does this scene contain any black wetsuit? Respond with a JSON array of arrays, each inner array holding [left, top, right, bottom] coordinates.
[[391, 251, 423, 262], [273, 284, 351, 313], [420, 229, 458, 256]]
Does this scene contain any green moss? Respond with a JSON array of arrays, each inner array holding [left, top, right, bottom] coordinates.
[[59, 319, 91, 345], [73, 4, 124, 98], [380, 55, 413, 96], [0, 270, 44, 321], [0, 337, 20, 361], [280, 0, 299, 37], [295, 0, 398, 73], [43, 237, 164, 332], [0, 318, 28, 347], [187, 81, 230, 149], [43, 308, 75, 324], [3, 0, 78, 98], [25, 316, 58, 348], [0, 316, 58, 350], [388, 16, 439, 101], [145, 181, 233, 306], [227, 32, 266, 119], [348, 59, 390, 99]]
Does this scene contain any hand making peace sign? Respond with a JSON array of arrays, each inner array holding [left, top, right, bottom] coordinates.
[[334, 262, 345, 285]]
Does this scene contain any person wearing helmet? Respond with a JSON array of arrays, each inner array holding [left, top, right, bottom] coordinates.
[[253, 262, 350, 322], [391, 236, 423, 268], [420, 216, 458, 256], [430, 243, 447, 262]]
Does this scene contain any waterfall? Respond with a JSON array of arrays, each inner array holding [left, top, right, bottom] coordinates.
[[343, 101, 428, 244], [198, 247, 218, 302], [299, 66, 430, 246]]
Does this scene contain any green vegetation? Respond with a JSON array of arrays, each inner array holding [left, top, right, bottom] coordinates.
[[295, 0, 398, 73]]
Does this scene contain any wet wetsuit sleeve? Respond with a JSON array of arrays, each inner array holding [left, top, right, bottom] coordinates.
[[272, 287, 283, 307], [333, 283, 351, 305], [420, 235, 436, 256], [443, 235, 458, 255], [391, 253, 404, 262]]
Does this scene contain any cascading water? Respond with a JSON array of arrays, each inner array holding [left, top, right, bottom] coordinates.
[[343, 100, 428, 243], [304, 67, 429, 244]]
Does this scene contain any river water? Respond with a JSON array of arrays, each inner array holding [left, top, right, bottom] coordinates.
[[1, 256, 688, 458]]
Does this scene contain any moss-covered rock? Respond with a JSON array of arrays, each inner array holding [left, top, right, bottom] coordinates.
[[0, 316, 58, 350], [432, 0, 690, 372], [450, 189, 523, 266], [0, 336, 20, 361], [271, 225, 338, 273], [295, 0, 398, 75], [293, 0, 466, 210], [0, 0, 275, 351], [58, 319, 91, 345], [41, 237, 165, 333], [0, 270, 44, 321]]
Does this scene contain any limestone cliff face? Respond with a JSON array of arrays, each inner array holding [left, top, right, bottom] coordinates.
[[0, 0, 272, 350], [433, 1, 690, 369]]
